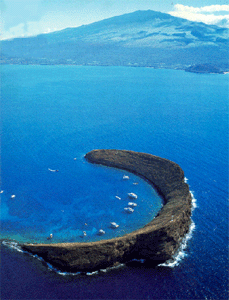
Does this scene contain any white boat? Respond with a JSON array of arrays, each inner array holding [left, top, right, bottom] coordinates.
[[115, 196, 121, 200], [83, 231, 87, 237], [110, 222, 119, 228], [124, 207, 134, 213], [98, 229, 105, 235], [123, 175, 129, 180], [48, 168, 59, 172], [47, 233, 53, 240], [11, 195, 16, 199], [0, 190, 4, 194], [128, 202, 137, 207], [128, 192, 138, 199]]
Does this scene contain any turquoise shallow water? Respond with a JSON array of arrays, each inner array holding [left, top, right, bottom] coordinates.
[[1, 163, 162, 243], [1, 65, 228, 299]]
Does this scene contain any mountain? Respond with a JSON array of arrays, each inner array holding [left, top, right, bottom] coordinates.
[[1, 10, 228, 71]]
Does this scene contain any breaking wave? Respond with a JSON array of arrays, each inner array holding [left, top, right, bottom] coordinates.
[[159, 189, 196, 268]]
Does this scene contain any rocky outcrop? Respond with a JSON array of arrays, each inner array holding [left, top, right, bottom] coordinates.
[[21, 149, 192, 272]]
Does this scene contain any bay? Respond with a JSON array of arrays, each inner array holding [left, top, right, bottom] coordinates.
[[1, 65, 228, 299]]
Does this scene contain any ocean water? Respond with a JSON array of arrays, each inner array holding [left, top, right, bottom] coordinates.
[[1, 65, 163, 244], [1, 65, 228, 299]]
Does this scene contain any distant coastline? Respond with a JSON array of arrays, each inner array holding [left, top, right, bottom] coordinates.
[[1, 10, 228, 74], [22, 149, 192, 273], [0, 60, 182, 71], [1, 60, 227, 74]]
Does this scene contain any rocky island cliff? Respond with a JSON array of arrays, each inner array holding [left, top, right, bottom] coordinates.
[[21, 149, 192, 272]]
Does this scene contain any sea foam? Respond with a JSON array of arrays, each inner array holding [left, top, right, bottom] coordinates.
[[159, 190, 196, 268], [159, 220, 196, 268], [2, 240, 24, 253], [1, 239, 125, 276]]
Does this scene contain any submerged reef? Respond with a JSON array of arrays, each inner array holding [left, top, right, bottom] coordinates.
[[21, 149, 192, 272]]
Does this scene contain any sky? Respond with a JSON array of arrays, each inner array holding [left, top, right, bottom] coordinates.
[[1, 0, 229, 40]]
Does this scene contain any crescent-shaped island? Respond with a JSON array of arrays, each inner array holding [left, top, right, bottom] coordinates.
[[21, 149, 192, 272]]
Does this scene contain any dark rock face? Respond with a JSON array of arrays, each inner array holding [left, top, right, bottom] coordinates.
[[21, 149, 192, 272]]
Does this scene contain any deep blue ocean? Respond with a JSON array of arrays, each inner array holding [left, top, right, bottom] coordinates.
[[1, 65, 228, 299]]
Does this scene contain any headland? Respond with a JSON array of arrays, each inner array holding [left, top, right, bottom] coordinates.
[[21, 149, 192, 272]]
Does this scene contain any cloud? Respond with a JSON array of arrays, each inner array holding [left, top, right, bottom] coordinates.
[[169, 4, 229, 28], [1, 0, 43, 30], [173, 4, 229, 13], [2, 23, 26, 40], [1, 17, 64, 40]]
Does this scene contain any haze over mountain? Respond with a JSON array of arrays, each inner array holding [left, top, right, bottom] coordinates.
[[1, 10, 228, 71]]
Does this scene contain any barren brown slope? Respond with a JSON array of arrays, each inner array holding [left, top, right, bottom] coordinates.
[[21, 149, 192, 272]]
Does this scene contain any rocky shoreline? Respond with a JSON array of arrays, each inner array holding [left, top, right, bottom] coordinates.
[[21, 149, 192, 272]]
